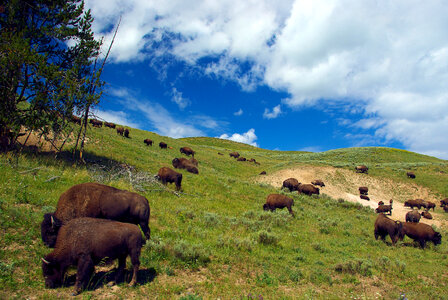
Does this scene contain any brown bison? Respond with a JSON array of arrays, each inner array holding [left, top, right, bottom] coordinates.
[[189, 157, 198, 166], [440, 198, 448, 207], [42, 218, 142, 295], [298, 184, 320, 196], [218, 152, 224, 155], [402, 222, 441, 248], [360, 195, 370, 201], [172, 157, 198, 174], [89, 119, 103, 127], [406, 171, 416, 179], [374, 213, 404, 245], [124, 129, 130, 138], [424, 201, 436, 211], [180, 147, 195, 157], [421, 211, 433, 219], [157, 167, 182, 191], [41, 183, 150, 248], [376, 200, 393, 215], [237, 157, 246, 162], [444, 206, 448, 213], [104, 122, 116, 129], [355, 165, 368, 174], [378, 201, 384, 206], [263, 194, 294, 216], [282, 178, 300, 192], [71, 115, 82, 125], [406, 210, 421, 223], [144, 139, 153, 146], [116, 127, 124, 136], [404, 199, 425, 210], [259, 171, 267, 175], [311, 180, 325, 187], [358, 186, 368, 195], [229, 152, 240, 158], [159, 142, 167, 149]]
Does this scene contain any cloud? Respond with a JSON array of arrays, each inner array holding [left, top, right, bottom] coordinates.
[[263, 104, 282, 119], [234, 109, 243, 116], [86, 0, 448, 158], [93, 109, 140, 128], [171, 87, 190, 110], [219, 128, 258, 147]]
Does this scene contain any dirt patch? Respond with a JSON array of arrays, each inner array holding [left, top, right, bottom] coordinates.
[[16, 129, 80, 152], [256, 165, 447, 228]]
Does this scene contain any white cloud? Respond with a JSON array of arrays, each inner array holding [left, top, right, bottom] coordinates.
[[93, 109, 140, 128], [263, 104, 282, 119], [86, 0, 448, 158], [219, 128, 258, 147], [234, 109, 243, 116], [171, 87, 190, 110]]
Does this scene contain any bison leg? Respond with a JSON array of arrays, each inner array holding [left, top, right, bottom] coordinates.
[[114, 255, 127, 284], [287, 205, 294, 216], [128, 249, 141, 286], [419, 240, 426, 249], [74, 255, 94, 295]]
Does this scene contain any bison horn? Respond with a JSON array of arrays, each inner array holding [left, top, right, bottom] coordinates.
[[41, 258, 50, 264]]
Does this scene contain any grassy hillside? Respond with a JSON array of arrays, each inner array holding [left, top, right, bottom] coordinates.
[[1, 125, 448, 299]]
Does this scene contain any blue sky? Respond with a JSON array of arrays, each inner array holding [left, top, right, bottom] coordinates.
[[86, 0, 448, 159]]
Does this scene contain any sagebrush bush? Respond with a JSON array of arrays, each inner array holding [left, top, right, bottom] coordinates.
[[257, 230, 279, 245], [173, 240, 211, 266]]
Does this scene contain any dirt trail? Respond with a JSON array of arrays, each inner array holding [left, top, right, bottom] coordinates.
[[256, 165, 447, 228]]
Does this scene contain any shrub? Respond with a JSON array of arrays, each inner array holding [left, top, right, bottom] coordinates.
[[257, 230, 279, 246], [203, 212, 220, 226], [334, 259, 373, 277], [173, 240, 211, 266]]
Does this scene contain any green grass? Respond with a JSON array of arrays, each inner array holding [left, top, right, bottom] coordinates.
[[0, 125, 448, 298]]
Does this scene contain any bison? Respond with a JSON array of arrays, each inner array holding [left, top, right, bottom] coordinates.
[[42, 218, 142, 295], [104, 122, 116, 129], [89, 119, 102, 127], [116, 127, 124, 136], [297, 184, 320, 196], [259, 171, 267, 175], [311, 180, 325, 187], [424, 201, 436, 211], [157, 167, 182, 191], [189, 157, 198, 166], [355, 165, 368, 174], [144, 139, 153, 146], [402, 222, 441, 248], [440, 198, 448, 207], [404, 199, 425, 210], [374, 213, 404, 245], [172, 157, 198, 174], [358, 186, 368, 195], [41, 182, 150, 248], [159, 142, 167, 149], [406, 171, 416, 179], [263, 194, 294, 216], [180, 147, 195, 157], [237, 157, 246, 162], [421, 211, 433, 219], [124, 129, 130, 138], [376, 200, 393, 215], [360, 195, 370, 201], [229, 152, 240, 158], [282, 178, 300, 192], [378, 201, 384, 206], [71, 115, 82, 125], [218, 152, 224, 155], [406, 210, 421, 223]]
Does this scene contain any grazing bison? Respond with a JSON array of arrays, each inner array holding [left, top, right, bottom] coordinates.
[[259, 171, 266, 175], [424, 201, 436, 211], [311, 180, 325, 187], [358, 186, 368, 195], [229, 152, 240, 159], [406, 210, 421, 223], [172, 157, 199, 174], [263, 194, 294, 216], [144, 139, 153, 146], [360, 195, 370, 201], [42, 218, 142, 295], [237, 157, 246, 162], [404, 199, 425, 210], [421, 211, 433, 219], [406, 171, 416, 179], [180, 147, 195, 157], [282, 178, 300, 192], [89, 119, 103, 127], [71, 115, 82, 125], [374, 213, 404, 245], [444, 206, 448, 213], [298, 184, 320, 196], [355, 165, 368, 174], [376, 200, 393, 215], [378, 201, 384, 206], [189, 157, 198, 166], [116, 127, 124, 136], [159, 142, 167, 149], [218, 152, 224, 155], [104, 122, 116, 129], [124, 129, 130, 138], [440, 198, 448, 207], [157, 167, 182, 191], [402, 222, 441, 248], [41, 183, 150, 248]]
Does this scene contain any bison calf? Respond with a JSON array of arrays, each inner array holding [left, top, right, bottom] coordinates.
[[406, 171, 416, 179], [180, 147, 195, 157], [144, 139, 153, 146], [42, 218, 142, 295], [360, 195, 370, 201], [405, 210, 421, 223], [282, 178, 300, 192], [358, 186, 368, 195], [157, 167, 182, 191], [297, 183, 319, 196], [263, 194, 294, 216], [421, 211, 433, 219], [402, 222, 441, 248], [374, 213, 404, 245], [311, 180, 325, 187]]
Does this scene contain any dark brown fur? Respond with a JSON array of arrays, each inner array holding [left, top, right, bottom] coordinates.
[[298, 184, 320, 196], [144, 139, 153, 146], [189, 157, 198, 166], [355, 165, 368, 173], [89, 119, 103, 127], [282, 178, 300, 192], [359, 186, 368, 195], [424, 201, 436, 211], [229, 152, 240, 158], [378, 201, 384, 206], [440, 198, 448, 207], [402, 222, 441, 248], [42, 218, 142, 295], [376, 205, 392, 215], [406, 171, 416, 179], [172, 157, 199, 174], [237, 157, 246, 161], [41, 183, 150, 248], [259, 171, 266, 175], [124, 129, 130, 138], [157, 167, 182, 190], [180, 147, 195, 157], [404, 199, 425, 210], [405, 210, 421, 223], [159, 142, 167, 149], [421, 211, 433, 219], [360, 195, 370, 201], [116, 127, 124, 136], [104, 122, 116, 129], [311, 180, 325, 187], [263, 194, 294, 215], [374, 213, 403, 245], [71, 115, 82, 125]]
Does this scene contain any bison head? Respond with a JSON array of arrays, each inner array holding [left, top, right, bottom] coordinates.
[[42, 256, 63, 288], [433, 232, 442, 245], [41, 213, 62, 248], [262, 203, 269, 211]]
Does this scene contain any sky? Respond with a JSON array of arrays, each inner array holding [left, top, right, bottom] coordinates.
[[84, 0, 448, 159]]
